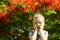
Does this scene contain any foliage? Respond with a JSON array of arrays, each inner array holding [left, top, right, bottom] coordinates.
[[0, 0, 60, 40]]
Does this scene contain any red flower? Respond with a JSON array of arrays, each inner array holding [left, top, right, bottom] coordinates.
[[8, 5, 16, 13], [31, 5, 36, 12], [0, 11, 11, 24], [0, 12, 5, 18], [47, 4, 54, 10], [24, 0, 34, 3], [23, 7, 30, 12], [10, 0, 21, 5], [56, 4, 60, 11], [53, 0, 60, 11], [24, 0, 36, 12], [35, 0, 40, 2], [36, 0, 44, 4], [44, 0, 54, 4]]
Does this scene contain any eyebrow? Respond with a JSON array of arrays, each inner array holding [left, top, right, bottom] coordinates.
[[34, 17, 38, 19]]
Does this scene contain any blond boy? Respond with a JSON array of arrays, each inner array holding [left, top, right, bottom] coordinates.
[[29, 14, 48, 40]]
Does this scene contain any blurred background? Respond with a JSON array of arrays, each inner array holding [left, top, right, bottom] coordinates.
[[0, 0, 60, 40]]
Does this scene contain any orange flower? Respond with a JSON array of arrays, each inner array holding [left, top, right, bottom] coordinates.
[[0, 11, 11, 24], [8, 5, 16, 13], [47, 5, 54, 10], [0, 12, 5, 18], [10, 0, 21, 5], [44, 0, 54, 4], [24, 0, 36, 12], [31, 5, 36, 12], [23, 7, 30, 12]]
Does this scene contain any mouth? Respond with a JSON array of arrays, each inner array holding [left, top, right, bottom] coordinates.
[[37, 26, 40, 29]]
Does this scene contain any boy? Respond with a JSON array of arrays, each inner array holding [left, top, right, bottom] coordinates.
[[29, 14, 48, 40]]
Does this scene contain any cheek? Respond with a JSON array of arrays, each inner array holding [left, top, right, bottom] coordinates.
[[34, 24, 36, 27], [40, 26, 43, 28], [33, 23, 36, 26], [40, 23, 44, 27], [41, 23, 44, 26], [40, 23, 44, 28], [33, 24, 37, 27]]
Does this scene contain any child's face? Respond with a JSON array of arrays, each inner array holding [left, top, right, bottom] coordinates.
[[33, 17, 45, 30]]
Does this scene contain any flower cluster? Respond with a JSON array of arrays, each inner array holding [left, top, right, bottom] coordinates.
[[0, 0, 60, 24]]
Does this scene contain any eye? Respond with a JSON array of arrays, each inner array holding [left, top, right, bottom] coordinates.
[[34, 22, 37, 24], [39, 22, 41, 24]]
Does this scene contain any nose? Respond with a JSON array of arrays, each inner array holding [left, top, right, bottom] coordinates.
[[37, 23, 41, 26], [37, 23, 41, 29]]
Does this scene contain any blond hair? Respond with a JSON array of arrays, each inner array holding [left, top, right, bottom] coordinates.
[[33, 14, 45, 21]]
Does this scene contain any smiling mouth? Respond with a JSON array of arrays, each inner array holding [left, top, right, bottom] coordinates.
[[37, 26, 40, 29]]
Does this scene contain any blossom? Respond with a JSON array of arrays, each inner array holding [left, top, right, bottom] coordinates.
[[10, 0, 21, 5]]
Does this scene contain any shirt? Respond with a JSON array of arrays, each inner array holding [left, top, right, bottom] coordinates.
[[29, 30, 48, 40]]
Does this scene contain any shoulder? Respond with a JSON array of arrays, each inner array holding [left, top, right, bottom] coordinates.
[[42, 30, 48, 37], [29, 30, 34, 33], [42, 30, 48, 33], [29, 30, 34, 36], [29, 30, 34, 38], [29, 30, 34, 35]]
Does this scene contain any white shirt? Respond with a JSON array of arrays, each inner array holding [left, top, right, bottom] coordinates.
[[29, 30, 48, 40]]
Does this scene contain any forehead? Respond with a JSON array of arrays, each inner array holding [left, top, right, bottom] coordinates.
[[33, 17, 44, 22]]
